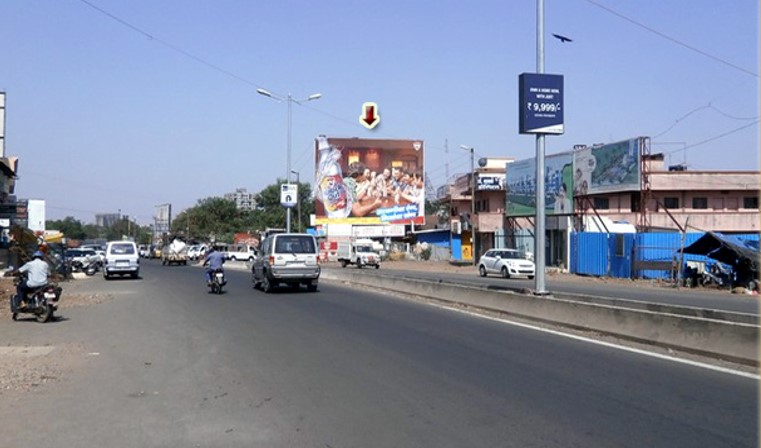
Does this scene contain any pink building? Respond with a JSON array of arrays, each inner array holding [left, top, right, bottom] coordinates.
[[576, 154, 759, 233]]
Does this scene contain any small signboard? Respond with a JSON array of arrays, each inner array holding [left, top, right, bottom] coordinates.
[[280, 184, 298, 208], [519, 73, 564, 135]]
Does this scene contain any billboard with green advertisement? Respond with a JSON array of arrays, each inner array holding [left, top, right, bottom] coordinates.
[[572, 138, 641, 196], [506, 152, 574, 217]]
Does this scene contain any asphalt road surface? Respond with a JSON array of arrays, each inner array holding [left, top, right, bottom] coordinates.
[[362, 265, 761, 315], [0, 260, 757, 447]]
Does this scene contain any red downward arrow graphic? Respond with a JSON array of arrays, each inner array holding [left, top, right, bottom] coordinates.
[[363, 105, 377, 126]]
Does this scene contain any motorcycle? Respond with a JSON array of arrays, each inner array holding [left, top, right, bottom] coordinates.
[[7, 273, 62, 323], [84, 259, 99, 276], [208, 268, 226, 294]]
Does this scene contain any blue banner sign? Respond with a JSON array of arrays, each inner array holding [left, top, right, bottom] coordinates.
[[519, 73, 564, 135]]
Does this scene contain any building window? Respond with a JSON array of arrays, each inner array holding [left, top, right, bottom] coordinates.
[[692, 197, 708, 209], [744, 196, 759, 209], [630, 193, 641, 212], [663, 197, 679, 209], [593, 197, 609, 210]]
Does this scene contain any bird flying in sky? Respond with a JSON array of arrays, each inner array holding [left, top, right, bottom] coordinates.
[[552, 33, 573, 43]]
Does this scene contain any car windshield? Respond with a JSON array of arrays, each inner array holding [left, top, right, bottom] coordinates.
[[111, 244, 135, 255], [356, 245, 374, 253], [503, 251, 524, 260], [275, 236, 316, 254]]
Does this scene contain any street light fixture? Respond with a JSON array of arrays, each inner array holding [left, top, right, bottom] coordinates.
[[290, 169, 301, 232], [257, 88, 322, 232], [460, 144, 477, 265]]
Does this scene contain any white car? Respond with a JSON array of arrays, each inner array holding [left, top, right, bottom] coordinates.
[[477, 249, 535, 279], [187, 245, 207, 261], [103, 241, 140, 280]]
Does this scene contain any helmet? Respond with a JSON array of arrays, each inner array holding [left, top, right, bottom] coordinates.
[[32, 251, 44, 259]]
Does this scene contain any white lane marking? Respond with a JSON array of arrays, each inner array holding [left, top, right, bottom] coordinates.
[[439, 304, 760, 380]]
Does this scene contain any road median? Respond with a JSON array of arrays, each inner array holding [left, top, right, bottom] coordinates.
[[322, 269, 759, 366]]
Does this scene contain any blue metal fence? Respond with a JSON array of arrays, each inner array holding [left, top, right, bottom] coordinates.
[[571, 231, 759, 279]]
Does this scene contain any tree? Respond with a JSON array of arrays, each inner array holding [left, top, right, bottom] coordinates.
[[172, 197, 242, 242], [46, 217, 87, 240]]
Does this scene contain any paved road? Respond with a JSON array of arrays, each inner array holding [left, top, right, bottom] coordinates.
[[352, 264, 761, 315], [0, 260, 757, 447]]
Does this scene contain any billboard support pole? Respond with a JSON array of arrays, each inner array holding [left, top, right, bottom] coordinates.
[[534, 0, 549, 295]]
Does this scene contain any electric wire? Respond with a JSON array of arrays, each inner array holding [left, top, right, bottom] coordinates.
[[583, 0, 759, 78]]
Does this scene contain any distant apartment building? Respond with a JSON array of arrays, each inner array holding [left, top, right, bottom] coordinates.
[[96, 213, 121, 228], [224, 188, 257, 211]]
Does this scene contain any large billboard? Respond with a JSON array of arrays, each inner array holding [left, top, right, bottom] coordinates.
[[154, 203, 171, 236], [506, 152, 574, 217], [573, 138, 641, 195], [313, 136, 425, 225]]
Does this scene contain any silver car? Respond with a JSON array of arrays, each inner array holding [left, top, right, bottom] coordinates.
[[103, 241, 140, 280], [478, 249, 535, 279], [251, 233, 320, 293]]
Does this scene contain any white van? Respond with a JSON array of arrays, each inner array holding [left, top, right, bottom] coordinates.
[[251, 233, 320, 292], [103, 240, 140, 280]]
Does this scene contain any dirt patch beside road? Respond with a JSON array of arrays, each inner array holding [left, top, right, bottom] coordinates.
[[0, 277, 113, 321], [0, 277, 113, 394]]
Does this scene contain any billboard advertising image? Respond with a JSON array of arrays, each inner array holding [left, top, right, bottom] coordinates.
[[506, 152, 574, 217], [313, 136, 425, 225], [573, 138, 641, 195]]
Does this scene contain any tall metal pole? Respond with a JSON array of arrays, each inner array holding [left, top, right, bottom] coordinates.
[[291, 170, 301, 232], [535, 0, 548, 294], [470, 147, 476, 265], [286, 93, 292, 233]]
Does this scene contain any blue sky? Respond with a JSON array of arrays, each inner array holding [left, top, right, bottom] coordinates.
[[1, 0, 758, 224]]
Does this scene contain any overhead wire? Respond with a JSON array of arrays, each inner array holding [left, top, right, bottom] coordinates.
[[583, 0, 759, 78]]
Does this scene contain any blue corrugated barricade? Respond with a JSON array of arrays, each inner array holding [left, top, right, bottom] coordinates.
[[572, 231, 760, 280]]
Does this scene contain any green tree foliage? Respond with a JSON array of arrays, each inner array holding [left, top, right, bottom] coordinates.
[[46, 217, 87, 240], [172, 197, 242, 242], [171, 179, 315, 242]]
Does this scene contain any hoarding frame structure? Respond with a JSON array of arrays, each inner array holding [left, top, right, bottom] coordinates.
[[313, 136, 425, 226]]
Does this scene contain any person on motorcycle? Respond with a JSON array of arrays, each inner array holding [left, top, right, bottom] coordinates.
[[12, 251, 51, 312], [200, 246, 225, 285]]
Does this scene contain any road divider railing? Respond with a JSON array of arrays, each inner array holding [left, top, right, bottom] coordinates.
[[321, 269, 759, 366]]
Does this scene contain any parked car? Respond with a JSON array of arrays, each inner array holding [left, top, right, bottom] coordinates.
[[103, 240, 140, 280], [251, 233, 320, 293], [477, 248, 535, 279], [65, 249, 100, 270]]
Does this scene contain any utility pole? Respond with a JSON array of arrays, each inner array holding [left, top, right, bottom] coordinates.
[[534, 0, 549, 295]]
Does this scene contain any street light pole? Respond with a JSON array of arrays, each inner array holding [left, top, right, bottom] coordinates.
[[257, 88, 322, 233], [291, 169, 301, 232], [460, 145, 476, 265], [534, 0, 549, 295]]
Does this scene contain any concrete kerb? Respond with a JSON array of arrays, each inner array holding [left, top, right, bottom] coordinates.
[[321, 270, 760, 366]]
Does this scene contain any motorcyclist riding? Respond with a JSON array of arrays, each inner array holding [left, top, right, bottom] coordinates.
[[12, 251, 51, 312], [200, 246, 225, 285]]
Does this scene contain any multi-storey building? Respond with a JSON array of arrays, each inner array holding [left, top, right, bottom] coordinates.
[[224, 188, 257, 211]]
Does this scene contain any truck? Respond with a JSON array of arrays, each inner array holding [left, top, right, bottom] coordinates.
[[161, 237, 189, 266], [225, 244, 257, 262], [337, 239, 381, 269]]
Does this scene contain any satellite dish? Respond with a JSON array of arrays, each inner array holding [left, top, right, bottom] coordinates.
[[478, 158, 487, 167]]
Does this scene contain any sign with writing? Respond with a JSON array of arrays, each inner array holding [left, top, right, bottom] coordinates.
[[280, 184, 298, 208], [519, 73, 564, 135], [476, 173, 505, 191]]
